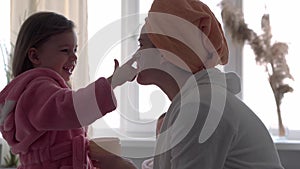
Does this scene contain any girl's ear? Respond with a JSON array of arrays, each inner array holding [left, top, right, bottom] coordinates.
[[27, 48, 40, 65]]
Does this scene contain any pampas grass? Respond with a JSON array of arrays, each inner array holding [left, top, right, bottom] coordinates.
[[220, 0, 294, 137]]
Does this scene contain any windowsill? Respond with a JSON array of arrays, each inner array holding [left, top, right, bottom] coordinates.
[[118, 138, 300, 158], [122, 138, 300, 150], [120, 138, 156, 158], [91, 128, 156, 157], [273, 138, 300, 151], [92, 128, 300, 153]]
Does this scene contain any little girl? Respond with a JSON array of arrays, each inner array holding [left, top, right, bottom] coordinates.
[[0, 11, 136, 169]]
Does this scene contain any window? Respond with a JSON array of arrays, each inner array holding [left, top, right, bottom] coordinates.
[[88, 0, 230, 139], [87, 0, 122, 131], [1, 0, 298, 141], [0, 0, 10, 91], [88, 0, 225, 138], [242, 0, 300, 140], [88, 0, 166, 138]]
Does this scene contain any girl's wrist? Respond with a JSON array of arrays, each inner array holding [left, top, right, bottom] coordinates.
[[107, 76, 117, 89]]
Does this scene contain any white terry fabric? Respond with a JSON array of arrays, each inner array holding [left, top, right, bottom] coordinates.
[[153, 68, 284, 169]]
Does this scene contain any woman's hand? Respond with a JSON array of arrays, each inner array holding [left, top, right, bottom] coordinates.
[[107, 58, 137, 89]]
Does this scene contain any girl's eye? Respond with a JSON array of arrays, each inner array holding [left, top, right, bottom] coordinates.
[[61, 49, 69, 53], [61, 47, 77, 55]]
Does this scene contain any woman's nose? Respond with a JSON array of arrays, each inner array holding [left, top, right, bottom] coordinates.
[[133, 51, 141, 60]]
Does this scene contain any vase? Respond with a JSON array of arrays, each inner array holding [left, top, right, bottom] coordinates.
[[269, 124, 289, 140]]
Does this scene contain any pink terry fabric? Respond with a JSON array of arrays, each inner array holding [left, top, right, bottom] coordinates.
[[0, 68, 117, 169], [146, 0, 229, 73]]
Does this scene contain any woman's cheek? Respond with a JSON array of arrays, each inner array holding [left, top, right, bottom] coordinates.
[[136, 49, 162, 72]]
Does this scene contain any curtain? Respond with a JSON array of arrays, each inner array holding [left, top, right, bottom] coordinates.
[[10, 0, 89, 89]]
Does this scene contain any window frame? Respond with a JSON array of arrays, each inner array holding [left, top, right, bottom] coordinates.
[[87, 0, 300, 142]]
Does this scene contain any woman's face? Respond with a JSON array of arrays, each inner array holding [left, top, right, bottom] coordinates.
[[135, 32, 166, 85], [28, 30, 78, 82]]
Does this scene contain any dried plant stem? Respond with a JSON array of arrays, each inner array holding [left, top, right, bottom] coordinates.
[[220, 0, 293, 137], [269, 74, 285, 137], [275, 98, 285, 137], [267, 52, 286, 136]]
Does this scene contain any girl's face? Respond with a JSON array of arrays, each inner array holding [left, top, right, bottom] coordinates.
[[28, 30, 78, 82]]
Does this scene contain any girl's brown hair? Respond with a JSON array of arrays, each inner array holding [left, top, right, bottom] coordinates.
[[12, 11, 75, 77]]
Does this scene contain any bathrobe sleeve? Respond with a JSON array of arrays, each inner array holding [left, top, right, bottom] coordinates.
[[16, 76, 116, 130]]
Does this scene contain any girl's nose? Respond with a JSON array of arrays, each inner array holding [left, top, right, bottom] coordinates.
[[71, 52, 77, 60], [70, 53, 77, 65]]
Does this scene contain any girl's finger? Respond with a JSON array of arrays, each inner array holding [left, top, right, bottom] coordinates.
[[124, 57, 137, 66], [114, 59, 120, 70]]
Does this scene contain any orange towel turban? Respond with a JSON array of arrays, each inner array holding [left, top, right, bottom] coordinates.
[[145, 0, 229, 73]]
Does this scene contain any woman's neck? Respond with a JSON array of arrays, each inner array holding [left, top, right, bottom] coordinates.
[[159, 82, 179, 101], [156, 72, 191, 101]]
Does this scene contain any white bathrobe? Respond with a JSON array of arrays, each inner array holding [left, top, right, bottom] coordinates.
[[153, 68, 284, 169]]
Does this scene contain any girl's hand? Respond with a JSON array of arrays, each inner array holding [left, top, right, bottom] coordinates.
[[89, 140, 137, 169], [107, 58, 137, 89], [91, 155, 137, 169]]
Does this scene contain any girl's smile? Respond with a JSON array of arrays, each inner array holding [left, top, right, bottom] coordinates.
[[28, 30, 78, 82]]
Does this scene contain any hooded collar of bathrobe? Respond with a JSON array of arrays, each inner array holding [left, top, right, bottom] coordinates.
[[0, 68, 68, 126], [168, 68, 241, 144], [179, 67, 241, 99]]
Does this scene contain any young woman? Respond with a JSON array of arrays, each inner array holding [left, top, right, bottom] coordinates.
[[134, 0, 284, 169]]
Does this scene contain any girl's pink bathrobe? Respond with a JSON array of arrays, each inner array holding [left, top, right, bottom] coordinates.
[[0, 68, 117, 169]]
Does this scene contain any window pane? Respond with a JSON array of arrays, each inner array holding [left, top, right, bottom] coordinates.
[[88, 0, 121, 129], [88, 0, 233, 137], [138, 0, 170, 121], [140, 0, 153, 14], [243, 0, 300, 136], [137, 0, 225, 120], [0, 0, 10, 91]]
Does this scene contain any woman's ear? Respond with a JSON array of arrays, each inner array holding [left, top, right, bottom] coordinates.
[[27, 48, 40, 65]]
